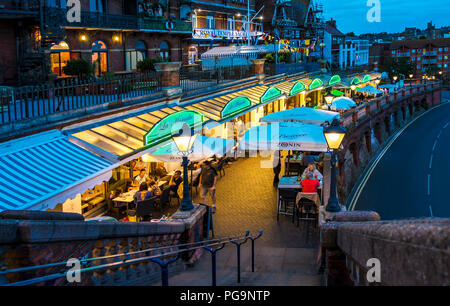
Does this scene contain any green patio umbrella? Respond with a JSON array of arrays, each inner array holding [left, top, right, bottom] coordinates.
[[331, 89, 344, 97]]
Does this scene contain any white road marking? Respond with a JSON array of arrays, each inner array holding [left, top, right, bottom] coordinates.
[[427, 174, 431, 196], [429, 154, 433, 169], [437, 130, 442, 138], [348, 102, 449, 211], [444, 122, 450, 129], [429, 205, 434, 217], [432, 140, 438, 152]]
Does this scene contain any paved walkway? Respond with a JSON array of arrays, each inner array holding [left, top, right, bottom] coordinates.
[[161, 155, 323, 286]]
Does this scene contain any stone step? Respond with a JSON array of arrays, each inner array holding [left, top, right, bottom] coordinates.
[[151, 245, 323, 286]]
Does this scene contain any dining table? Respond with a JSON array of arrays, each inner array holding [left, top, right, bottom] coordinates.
[[112, 189, 138, 215], [277, 176, 323, 213]]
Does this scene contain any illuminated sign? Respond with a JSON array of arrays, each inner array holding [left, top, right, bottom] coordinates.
[[328, 75, 341, 86], [309, 78, 323, 90], [221, 96, 252, 119], [290, 81, 306, 96], [362, 75, 371, 83], [331, 89, 344, 97], [351, 77, 361, 85], [144, 110, 204, 146], [260, 86, 283, 104]]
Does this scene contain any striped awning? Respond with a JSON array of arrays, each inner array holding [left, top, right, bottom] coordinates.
[[0, 130, 114, 211]]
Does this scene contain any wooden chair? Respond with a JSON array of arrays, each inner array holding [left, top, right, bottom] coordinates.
[[277, 188, 297, 222], [135, 198, 154, 222]]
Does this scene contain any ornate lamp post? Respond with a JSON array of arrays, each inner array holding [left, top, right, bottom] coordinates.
[[171, 123, 197, 215], [324, 93, 334, 110], [323, 119, 346, 212], [409, 74, 414, 86], [350, 84, 356, 99], [392, 75, 398, 84]]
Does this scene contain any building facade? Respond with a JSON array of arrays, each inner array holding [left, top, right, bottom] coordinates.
[[0, 0, 194, 85], [390, 38, 450, 76], [187, 0, 263, 65]]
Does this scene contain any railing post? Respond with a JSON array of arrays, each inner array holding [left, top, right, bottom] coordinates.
[[252, 59, 266, 84], [154, 62, 182, 97], [203, 243, 226, 286], [230, 231, 249, 283], [248, 231, 263, 273], [151, 255, 180, 286]]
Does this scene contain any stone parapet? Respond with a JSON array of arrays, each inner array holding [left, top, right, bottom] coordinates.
[[0, 206, 206, 286], [320, 213, 450, 286], [252, 59, 265, 84]]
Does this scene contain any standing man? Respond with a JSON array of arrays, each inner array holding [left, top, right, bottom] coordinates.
[[199, 161, 218, 212], [272, 151, 281, 187]]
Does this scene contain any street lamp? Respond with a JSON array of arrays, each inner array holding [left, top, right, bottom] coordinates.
[[350, 84, 356, 99], [393, 76, 398, 84], [172, 123, 197, 213], [323, 119, 347, 212], [324, 93, 334, 109]]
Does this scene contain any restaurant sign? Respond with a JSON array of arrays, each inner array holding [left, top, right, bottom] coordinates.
[[221, 96, 252, 119], [351, 77, 361, 85], [192, 28, 264, 40], [144, 110, 204, 146], [328, 75, 341, 86], [290, 81, 306, 96], [362, 75, 371, 83], [309, 78, 323, 90], [260, 86, 283, 104]]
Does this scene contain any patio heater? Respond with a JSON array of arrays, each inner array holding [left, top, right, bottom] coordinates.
[[323, 119, 346, 212], [171, 123, 197, 215]]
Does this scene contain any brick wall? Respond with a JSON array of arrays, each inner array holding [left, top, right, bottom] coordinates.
[[0, 21, 17, 83]]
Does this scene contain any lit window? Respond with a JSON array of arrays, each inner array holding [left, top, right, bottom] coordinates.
[[206, 16, 215, 29]]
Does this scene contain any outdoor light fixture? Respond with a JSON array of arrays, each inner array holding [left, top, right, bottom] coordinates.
[[323, 119, 347, 212], [324, 93, 334, 105], [375, 79, 380, 85], [409, 74, 413, 78], [439, 71, 443, 75], [113, 35, 120, 42], [393, 76, 398, 81], [80, 35, 87, 41], [323, 119, 346, 150], [171, 123, 197, 213], [350, 84, 356, 91]]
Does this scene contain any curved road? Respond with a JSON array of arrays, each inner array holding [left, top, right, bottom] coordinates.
[[348, 99, 450, 220]]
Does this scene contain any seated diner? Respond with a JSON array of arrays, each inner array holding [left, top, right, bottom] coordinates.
[[301, 163, 323, 182]]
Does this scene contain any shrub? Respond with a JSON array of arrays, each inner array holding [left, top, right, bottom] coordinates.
[[263, 53, 275, 64], [136, 57, 165, 72], [278, 52, 292, 63], [63, 59, 94, 79]]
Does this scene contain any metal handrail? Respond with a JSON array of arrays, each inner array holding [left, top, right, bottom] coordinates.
[[1, 230, 263, 286]]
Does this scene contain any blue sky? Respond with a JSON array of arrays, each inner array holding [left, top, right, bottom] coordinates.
[[321, 0, 449, 35]]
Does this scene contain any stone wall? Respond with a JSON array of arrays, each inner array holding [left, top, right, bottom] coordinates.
[[320, 211, 450, 286], [0, 206, 206, 286]]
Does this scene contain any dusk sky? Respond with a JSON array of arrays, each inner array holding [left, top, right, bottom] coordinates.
[[321, 0, 449, 35]]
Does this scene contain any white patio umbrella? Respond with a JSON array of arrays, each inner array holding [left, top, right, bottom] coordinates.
[[150, 135, 234, 162], [330, 97, 357, 111], [260, 107, 340, 126], [356, 85, 383, 95], [239, 122, 329, 152]]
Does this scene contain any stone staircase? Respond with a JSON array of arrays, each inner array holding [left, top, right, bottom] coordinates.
[[153, 243, 324, 286]]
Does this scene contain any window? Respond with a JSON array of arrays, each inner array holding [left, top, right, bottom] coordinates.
[[439, 56, 442, 60], [445, 64, 448, 68], [50, 41, 70, 76], [91, 40, 108, 76], [445, 56, 448, 60], [417, 65, 421, 69], [126, 40, 146, 71], [160, 41, 170, 60], [439, 48, 443, 52], [47, 0, 66, 7], [392, 50, 395, 55], [445, 47, 449, 51], [412, 49, 415, 53], [438, 64, 442, 68], [90, 0, 104, 13], [192, 13, 197, 28], [241, 17, 247, 31], [188, 46, 198, 65], [417, 57, 421, 61], [206, 16, 214, 29], [227, 16, 235, 30]]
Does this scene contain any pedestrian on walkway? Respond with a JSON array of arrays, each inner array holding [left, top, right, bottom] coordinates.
[[272, 151, 281, 186], [199, 161, 218, 212]]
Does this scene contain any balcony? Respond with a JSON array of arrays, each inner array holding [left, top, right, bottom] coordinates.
[[45, 8, 191, 33], [423, 51, 437, 56], [0, 0, 40, 18], [422, 59, 437, 64], [396, 52, 410, 57]]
